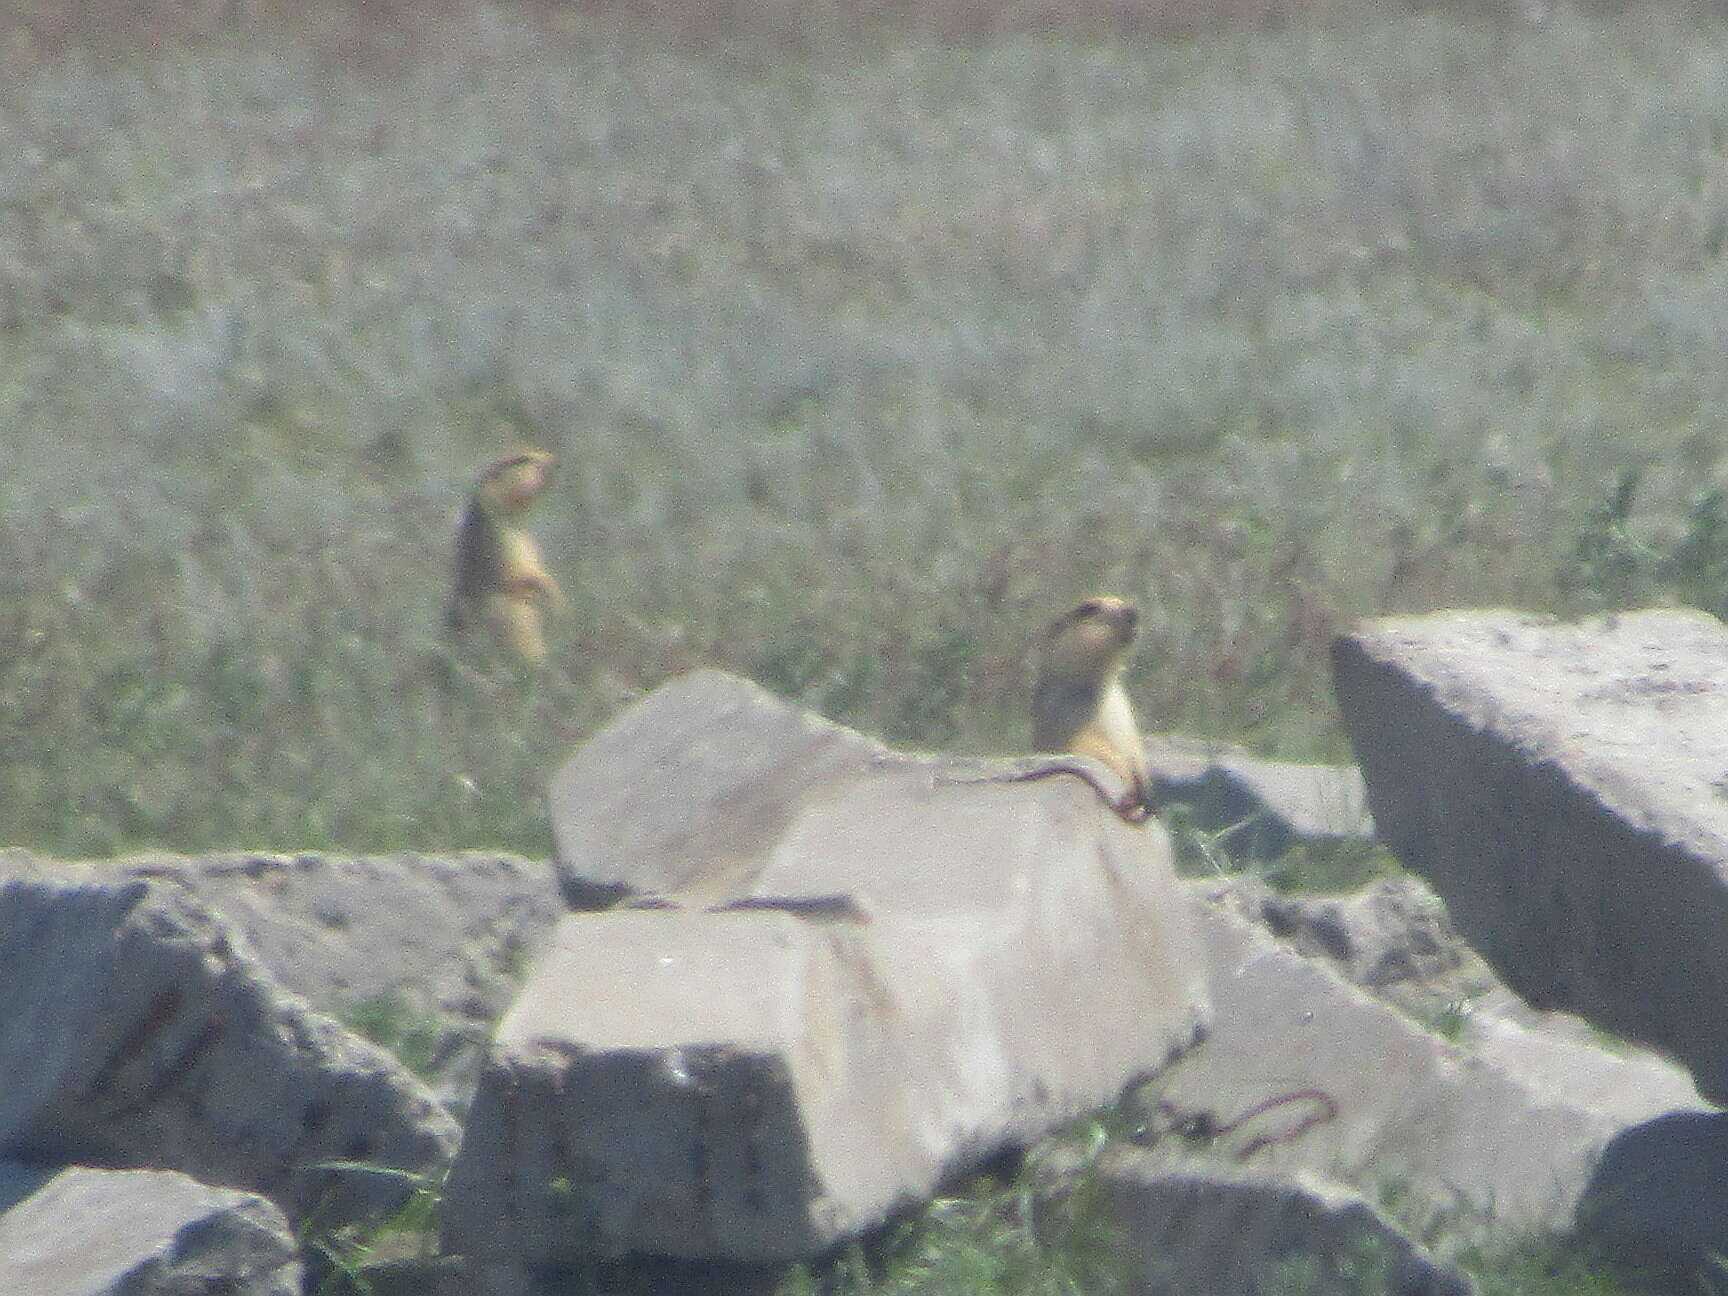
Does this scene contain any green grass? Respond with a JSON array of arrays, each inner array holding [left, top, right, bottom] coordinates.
[[1164, 802, 1405, 893], [337, 990, 444, 1078], [301, 1164, 446, 1296], [1464, 1232, 1684, 1296], [776, 1180, 1131, 1296], [1265, 1232, 1399, 1296], [9, 3, 1728, 861]]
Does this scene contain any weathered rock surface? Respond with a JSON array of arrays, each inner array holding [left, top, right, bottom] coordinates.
[[1575, 1109, 1728, 1284], [351, 1254, 783, 1296], [1228, 872, 1705, 1122], [1095, 1155, 1474, 1296], [547, 668, 911, 907], [1252, 875, 1470, 989], [1332, 608, 1728, 1104], [445, 670, 1210, 1264], [0, 868, 459, 1222], [0, 1164, 300, 1296], [1460, 999, 1706, 1128], [1149, 883, 1710, 1251], [65, 850, 563, 1107], [1143, 734, 1374, 857]]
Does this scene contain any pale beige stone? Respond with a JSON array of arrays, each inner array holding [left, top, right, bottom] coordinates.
[[445, 671, 1210, 1263], [0, 870, 458, 1224], [88, 850, 563, 1108], [1333, 609, 1728, 1104], [1156, 883, 1709, 1249], [0, 1164, 300, 1296], [1098, 1156, 1474, 1296]]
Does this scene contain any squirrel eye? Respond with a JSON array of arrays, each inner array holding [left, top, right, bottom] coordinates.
[[1076, 599, 1102, 618]]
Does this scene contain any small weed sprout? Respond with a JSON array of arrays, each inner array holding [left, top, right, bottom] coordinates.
[[338, 992, 443, 1078], [301, 1164, 445, 1296], [776, 1116, 1134, 1296]]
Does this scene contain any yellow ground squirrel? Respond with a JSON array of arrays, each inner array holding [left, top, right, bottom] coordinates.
[[1028, 595, 1156, 822], [933, 595, 1156, 823], [447, 448, 566, 662]]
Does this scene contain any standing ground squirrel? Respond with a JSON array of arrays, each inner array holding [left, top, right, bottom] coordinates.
[[1029, 595, 1156, 822], [447, 447, 566, 662], [933, 595, 1156, 823]]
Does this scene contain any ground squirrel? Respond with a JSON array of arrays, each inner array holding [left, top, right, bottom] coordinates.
[[447, 447, 566, 662], [933, 595, 1156, 823], [1028, 595, 1156, 822]]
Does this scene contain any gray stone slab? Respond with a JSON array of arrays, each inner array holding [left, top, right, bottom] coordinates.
[[87, 850, 563, 1108], [1451, 991, 1704, 1134], [448, 673, 1210, 1263], [1332, 609, 1728, 1104], [1229, 874, 1704, 1122], [0, 870, 459, 1223], [547, 668, 914, 907], [1097, 1156, 1475, 1296], [1576, 1110, 1728, 1284], [0, 1164, 300, 1296], [1153, 883, 1711, 1249]]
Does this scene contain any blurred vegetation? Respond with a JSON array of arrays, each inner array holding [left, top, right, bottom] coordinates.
[[337, 990, 443, 1077], [1165, 802, 1403, 893], [5, 0, 1728, 866]]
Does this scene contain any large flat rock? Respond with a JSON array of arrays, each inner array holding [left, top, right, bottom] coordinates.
[[102, 850, 560, 1012], [1228, 874, 1705, 1126], [547, 668, 912, 907], [1152, 883, 1710, 1251], [445, 672, 1210, 1264], [0, 868, 459, 1222], [1095, 1157, 1473, 1296], [69, 850, 564, 1107], [1331, 609, 1728, 1104], [0, 1164, 300, 1296]]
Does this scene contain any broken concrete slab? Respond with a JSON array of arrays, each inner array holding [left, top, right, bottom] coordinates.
[[1094, 1155, 1474, 1296], [447, 822, 1207, 1264], [80, 850, 563, 1108], [449, 679, 1209, 1264], [1149, 883, 1710, 1252], [0, 1164, 300, 1296], [1143, 734, 1374, 858], [1233, 872, 1511, 1055], [1462, 1006, 1704, 1131], [1226, 874, 1704, 1124], [0, 869, 460, 1223], [547, 668, 912, 907], [1331, 609, 1728, 1105], [548, 668, 1169, 906]]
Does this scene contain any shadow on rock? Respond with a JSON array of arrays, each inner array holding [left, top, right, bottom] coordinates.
[[1576, 1109, 1728, 1292]]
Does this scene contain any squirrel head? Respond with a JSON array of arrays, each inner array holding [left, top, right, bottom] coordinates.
[[1039, 596, 1141, 684], [478, 447, 557, 516]]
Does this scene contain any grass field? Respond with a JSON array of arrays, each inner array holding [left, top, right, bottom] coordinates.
[[9, 3, 1724, 1290], [5, 0, 1728, 869]]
